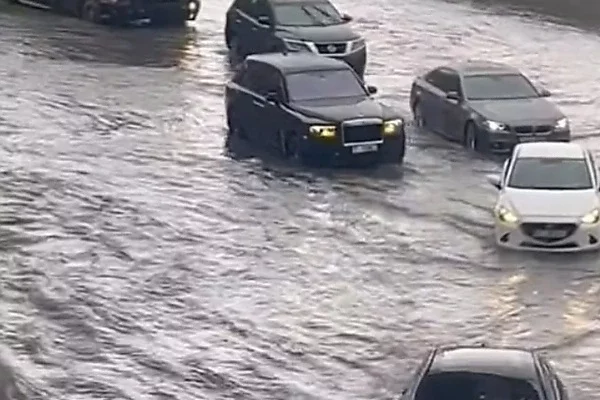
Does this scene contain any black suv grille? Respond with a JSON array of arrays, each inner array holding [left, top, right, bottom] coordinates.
[[342, 123, 382, 144], [513, 125, 553, 135], [315, 42, 346, 55], [520, 222, 577, 243]]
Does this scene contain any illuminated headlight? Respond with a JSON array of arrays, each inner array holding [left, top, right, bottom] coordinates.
[[581, 208, 600, 224], [282, 39, 313, 52], [350, 38, 366, 51], [554, 117, 569, 130], [484, 120, 509, 132], [188, 1, 197, 10], [309, 125, 336, 138], [383, 118, 403, 135], [495, 205, 519, 224]]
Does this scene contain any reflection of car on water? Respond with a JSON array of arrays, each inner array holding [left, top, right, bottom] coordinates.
[[225, 52, 406, 166], [224, 0, 367, 77], [401, 345, 569, 400], [410, 61, 570, 154], [7, 0, 200, 26], [488, 142, 600, 253]]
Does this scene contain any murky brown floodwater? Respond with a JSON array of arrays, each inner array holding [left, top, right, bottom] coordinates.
[[1, 0, 600, 399]]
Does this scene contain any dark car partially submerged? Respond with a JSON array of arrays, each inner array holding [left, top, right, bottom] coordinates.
[[410, 61, 570, 153], [400, 345, 569, 400], [8, 0, 200, 25], [225, 52, 406, 165]]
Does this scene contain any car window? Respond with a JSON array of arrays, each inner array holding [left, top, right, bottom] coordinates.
[[415, 372, 541, 400], [285, 69, 366, 102], [261, 67, 286, 99], [425, 68, 459, 93], [462, 74, 539, 100], [254, 0, 272, 19], [235, 0, 257, 16], [240, 61, 265, 92], [508, 157, 593, 190], [273, 1, 343, 26]]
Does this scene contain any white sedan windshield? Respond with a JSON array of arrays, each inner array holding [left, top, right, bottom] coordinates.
[[508, 157, 593, 190]]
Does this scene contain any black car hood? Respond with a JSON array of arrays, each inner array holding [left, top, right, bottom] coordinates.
[[469, 97, 564, 124], [288, 97, 390, 123], [276, 23, 359, 43]]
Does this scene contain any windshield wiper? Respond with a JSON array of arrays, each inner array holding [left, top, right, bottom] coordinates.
[[300, 5, 326, 25]]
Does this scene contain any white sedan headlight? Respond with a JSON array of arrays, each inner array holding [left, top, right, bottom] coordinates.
[[554, 117, 569, 130], [581, 208, 600, 224], [495, 205, 519, 224]]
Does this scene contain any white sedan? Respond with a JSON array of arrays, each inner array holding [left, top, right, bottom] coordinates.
[[487, 142, 600, 252]]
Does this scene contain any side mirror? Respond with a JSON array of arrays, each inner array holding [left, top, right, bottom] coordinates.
[[341, 13, 352, 22], [446, 91, 460, 102], [367, 85, 377, 95], [538, 87, 551, 97], [257, 15, 271, 26], [265, 92, 279, 104], [486, 174, 502, 190]]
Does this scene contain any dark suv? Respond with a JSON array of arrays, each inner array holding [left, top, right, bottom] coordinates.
[[400, 345, 569, 400], [225, 52, 406, 165], [9, 0, 200, 25], [224, 0, 367, 77]]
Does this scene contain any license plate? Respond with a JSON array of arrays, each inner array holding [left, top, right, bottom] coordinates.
[[533, 229, 567, 238], [351, 144, 378, 154], [519, 136, 539, 142]]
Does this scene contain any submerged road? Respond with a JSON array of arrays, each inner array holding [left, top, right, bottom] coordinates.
[[0, 0, 600, 399]]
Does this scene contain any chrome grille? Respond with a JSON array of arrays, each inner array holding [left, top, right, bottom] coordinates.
[[341, 118, 383, 145], [315, 42, 347, 55], [513, 125, 553, 135], [520, 222, 577, 243]]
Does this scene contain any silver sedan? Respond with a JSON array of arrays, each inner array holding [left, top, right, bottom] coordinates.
[[487, 142, 600, 252]]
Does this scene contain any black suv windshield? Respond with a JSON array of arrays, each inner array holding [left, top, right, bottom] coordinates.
[[415, 372, 541, 400], [463, 74, 539, 100], [286, 69, 366, 102], [508, 157, 593, 190], [273, 2, 343, 26]]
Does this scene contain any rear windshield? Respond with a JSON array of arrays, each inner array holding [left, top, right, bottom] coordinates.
[[285, 69, 366, 102], [508, 157, 593, 190], [415, 372, 541, 400]]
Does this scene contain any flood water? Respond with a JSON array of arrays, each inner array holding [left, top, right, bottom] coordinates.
[[0, 0, 600, 399]]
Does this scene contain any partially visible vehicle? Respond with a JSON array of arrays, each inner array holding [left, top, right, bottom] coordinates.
[[8, 0, 200, 26], [400, 344, 569, 400], [224, 0, 367, 77], [225, 52, 406, 165], [487, 142, 600, 252], [409, 61, 570, 153]]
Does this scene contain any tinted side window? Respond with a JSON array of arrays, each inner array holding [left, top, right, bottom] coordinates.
[[437, 70, 460, 93], [261, 68, 285, 98], [236, 0, 256, 16], [425, 69, 444, 89], [254, 0, 272, 18], [241, 62, 262, 91]]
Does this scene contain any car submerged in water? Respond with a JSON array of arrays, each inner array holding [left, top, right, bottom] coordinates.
[[225, 52, 406, 165], [488, 142, 600, 252], [410, 61, 570, 153], [400, 344, 569, 400], [7, 0, 200, 26]]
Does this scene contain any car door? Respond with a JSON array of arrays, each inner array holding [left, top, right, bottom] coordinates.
[[232, 0, 259, 55], [239, 61, 267, 141], [419, 68, 450, 134], [258, 67, 288, 151], [440, 70, 466, 140]]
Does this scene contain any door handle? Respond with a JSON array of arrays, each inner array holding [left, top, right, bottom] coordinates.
[[252, 100, 264, 107]]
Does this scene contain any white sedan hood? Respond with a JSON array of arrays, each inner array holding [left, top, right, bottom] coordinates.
[[502, 188, 599, 218]]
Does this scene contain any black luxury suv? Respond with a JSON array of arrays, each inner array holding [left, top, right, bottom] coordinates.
[[225, 52, 406, 166], [400, 345, 569, 400], [7, 0, 200, 25], [224, 0, 367, 77]]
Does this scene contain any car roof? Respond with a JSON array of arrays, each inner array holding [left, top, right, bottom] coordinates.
[[514, 142, 586, 159], [246, 52, 350, 74], [443, 60, 521, 76], [429, 346, 539, 380]]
